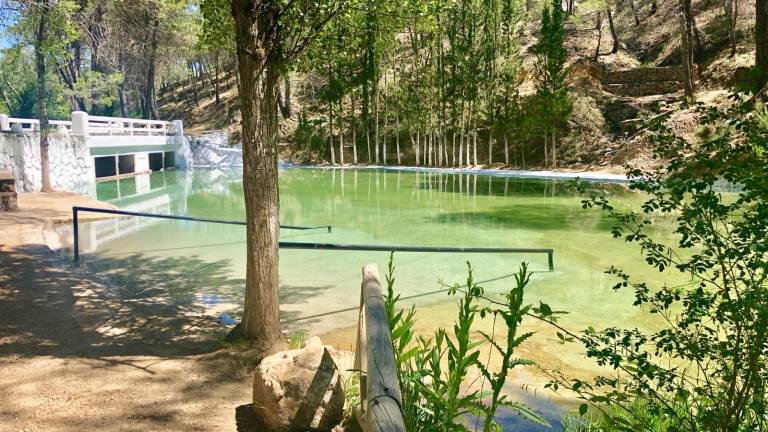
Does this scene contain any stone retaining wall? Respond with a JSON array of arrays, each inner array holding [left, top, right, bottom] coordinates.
[[603, 66, 688, 84], [0, 131, 93, 192]]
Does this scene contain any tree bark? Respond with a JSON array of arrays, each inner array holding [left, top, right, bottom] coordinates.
[[629, 0, 641, 25], [606, 7, 619, 54], [35, 0, 52, 192], [143, 17, 160, 120], [231, 0, 286, 351], [214, 50, 222, 108], [594, 12, 603, 61], [680, 0, 697, 102], [757, 0, 768, 88]]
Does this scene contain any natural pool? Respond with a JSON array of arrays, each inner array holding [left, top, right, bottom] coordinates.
[[58, 167, 688, 430]]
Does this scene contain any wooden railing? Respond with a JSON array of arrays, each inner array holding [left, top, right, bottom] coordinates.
[[354, 263, 407, 432]]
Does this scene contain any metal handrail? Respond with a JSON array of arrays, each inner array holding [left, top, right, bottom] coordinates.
[[71, 206, 332, 263], [71, 207, 555, 271]]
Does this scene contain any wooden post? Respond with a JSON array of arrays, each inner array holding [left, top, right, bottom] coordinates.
[[354, 264, 406, 432]]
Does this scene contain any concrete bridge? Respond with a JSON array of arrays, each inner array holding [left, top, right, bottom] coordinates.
[[0, 112, 187, 192]]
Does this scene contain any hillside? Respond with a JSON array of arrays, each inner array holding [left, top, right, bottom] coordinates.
[[159, 0, 761, 172]]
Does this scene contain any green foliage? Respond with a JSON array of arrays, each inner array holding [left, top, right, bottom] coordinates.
[[533, 0, 571, 136], [292, 113, 328, 154], [562, 399, 677, 432], [198, 0, 234, 50], [553, 94, 768, 431], [383, 252, 549, 430], [0, 46, 69, 118], [286, 329, 308, 349]]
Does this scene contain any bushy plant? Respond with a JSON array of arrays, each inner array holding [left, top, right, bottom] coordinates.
[[550, 94, 768, 432], [383, 253, 549, 431]]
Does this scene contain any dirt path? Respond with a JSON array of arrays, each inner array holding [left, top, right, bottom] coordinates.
[[0, 193, 256, 432]]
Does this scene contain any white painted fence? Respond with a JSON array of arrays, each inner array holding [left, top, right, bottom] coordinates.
[[0, 112, 178, 138]]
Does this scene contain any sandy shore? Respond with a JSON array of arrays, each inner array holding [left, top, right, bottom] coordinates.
[[0, 192, 256, 431]]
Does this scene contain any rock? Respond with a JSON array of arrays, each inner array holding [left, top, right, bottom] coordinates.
[[253, 337, 346, 431]]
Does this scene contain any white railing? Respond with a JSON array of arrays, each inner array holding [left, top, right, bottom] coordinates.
[[0, 112, 178, 137], [88, 115, 174, 136]]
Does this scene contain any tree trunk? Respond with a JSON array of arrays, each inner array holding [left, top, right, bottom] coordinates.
[[757, 0, 768, 88], [395, 107, 401, 165], [35, 0, 52, 192], [339, 104, 344, 165], [351, 95, 358, 164], [594, 12, 603, 61], [552, 128, 557, 167], [629, 0, 641, 25], [214, 50, 222, 107], [374, 86, 380, 164], [680, 0, 697, 102], [231, 0, 286, 351], [606, 7, 619, 54], [143, 17, 160, 120], [382, 115, 388, 165], [283, 76, 291, 117], [504, 133, 509, 165], [329, 101, 335, 164], [488, 137, 493, 165]]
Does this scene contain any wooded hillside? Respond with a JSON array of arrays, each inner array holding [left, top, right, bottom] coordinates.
[[1, 0, 765, 170]]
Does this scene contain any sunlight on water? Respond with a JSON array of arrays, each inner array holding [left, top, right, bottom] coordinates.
[[56, 167, 692, 430]]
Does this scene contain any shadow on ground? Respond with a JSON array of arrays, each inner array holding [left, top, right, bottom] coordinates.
[[0, 244, 273, 430]]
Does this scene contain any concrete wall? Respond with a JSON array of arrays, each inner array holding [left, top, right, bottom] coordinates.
[[0, 131, 93, 192]]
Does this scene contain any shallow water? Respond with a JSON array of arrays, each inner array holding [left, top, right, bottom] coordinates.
[[57, 167, 689, 430]]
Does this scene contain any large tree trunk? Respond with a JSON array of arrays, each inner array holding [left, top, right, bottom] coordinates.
[[757, 0, 768, 88], [680, 0, 697, 102], [231, 0, 285, 351], [35, 0, 52, 192]]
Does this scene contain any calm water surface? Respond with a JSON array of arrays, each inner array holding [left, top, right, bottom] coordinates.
[[59, 167, 688, 430]]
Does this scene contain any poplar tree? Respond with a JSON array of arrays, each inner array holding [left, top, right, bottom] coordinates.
[[534, 0, 570, 167]]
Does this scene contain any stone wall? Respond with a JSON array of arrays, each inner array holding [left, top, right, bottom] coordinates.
[[603, 66, 688, 84], [0, 131, 93, 192]]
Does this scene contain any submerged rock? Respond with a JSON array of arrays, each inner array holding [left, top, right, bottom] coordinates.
[[253, 337, 348, 431]]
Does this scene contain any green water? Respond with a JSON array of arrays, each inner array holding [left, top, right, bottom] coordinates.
[[59, 167, 692, 430], [63, 167, 683, 336]]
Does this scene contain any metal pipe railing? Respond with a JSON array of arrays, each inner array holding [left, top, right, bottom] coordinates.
[[71, 206, 332, 263], [71, 207, 555, 271]]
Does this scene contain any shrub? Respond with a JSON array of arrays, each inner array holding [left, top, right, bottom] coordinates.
[[550, 94, 768, 432]]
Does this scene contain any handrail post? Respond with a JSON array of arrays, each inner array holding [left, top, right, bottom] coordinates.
[[71, 111, 89, 136], [548, 251, 554, 271], [73, 207, 80, 265]]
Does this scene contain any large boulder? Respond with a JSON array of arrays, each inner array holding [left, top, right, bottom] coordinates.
[[253, 337, 348, 431]]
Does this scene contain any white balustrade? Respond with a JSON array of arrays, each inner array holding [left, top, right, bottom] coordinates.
[[2, 113, 180, 140]]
